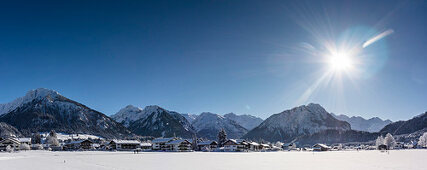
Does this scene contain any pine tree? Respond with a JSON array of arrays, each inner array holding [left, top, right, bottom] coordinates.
[[375, 136, 384, 148], [217, 128, 227, 147], [47, 130, 59, 146], [32, 133, 42, 144], [384, 133, 396, 149], [417, 132, 427, 148]]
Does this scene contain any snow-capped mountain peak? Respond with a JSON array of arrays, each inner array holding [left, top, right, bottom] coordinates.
[[243, 103, 351, 142], [192, 112, 248, 139], [331, 113, 392, 132], [223, 112, 263, 130], [0, 88, 61, 115]]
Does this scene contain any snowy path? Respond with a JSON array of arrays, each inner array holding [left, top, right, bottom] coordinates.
[[0, 150, 425, 170]]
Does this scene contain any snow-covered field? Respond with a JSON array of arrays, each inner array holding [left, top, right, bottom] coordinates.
[[0, 150, 425, 170]]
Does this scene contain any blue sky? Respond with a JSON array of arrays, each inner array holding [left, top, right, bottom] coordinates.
[[1, 0, 426, 121]]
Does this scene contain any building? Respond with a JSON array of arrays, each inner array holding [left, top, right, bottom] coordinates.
[[223, 139, 248, 152], [312, 143, 330, 151], [197, 141, 218, 151], [18, 138, 32, 145], [152, 138, 176, 151], [378, 144, 387, 150], [260, 144, 271, 151], [249, 142, 261, 151], [64, 140, 93, 150], [140, 142, 152, 150], [165, 139, 192, 152], [285, 143, 297, 151], [0, 137, 20, 151], [109, 140, 141, 151]]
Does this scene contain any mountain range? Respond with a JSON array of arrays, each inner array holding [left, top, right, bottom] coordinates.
[[243, 103, 351, 142], [191, 112, 248, 139], [0, 88, 132, 138], [111, 105, 196, 138], [331, 113, 392, 132], [0, 88, 425, 145]]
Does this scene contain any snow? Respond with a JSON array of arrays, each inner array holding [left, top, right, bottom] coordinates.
[[0, 88, 60, 115], [40, 132, 102, 141], [0, 150, 426, 170]]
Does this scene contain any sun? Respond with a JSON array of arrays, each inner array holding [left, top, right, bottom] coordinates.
[[328, 52, 353, 71]]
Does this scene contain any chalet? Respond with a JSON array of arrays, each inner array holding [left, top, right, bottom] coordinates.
[[260, 144, 271, 151], [109, 140, 140, 151], [152, 138, 176, 151], [285, 143, 297, 151], [313, 143, 330, 151], [197, 141, 218, 151], [249, 142, 261, 151], [0, 137, 20, 151], [394, 142, 404, 149], [18, 138, 32, 145], [377, 144, 387, 150], [140, 142, 152, 150], [165, 139, 192, 152], [64, 140, 93, 150], [223, 139, 248, 152]]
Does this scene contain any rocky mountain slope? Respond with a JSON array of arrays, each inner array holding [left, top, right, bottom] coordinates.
[[332, 113, 392, 132], [0, 122, 22, 137], [380, 112, 426, 135], [0, 88, 132, 138], [191, 112, 248, 139], [112, 105, 196, 138], [223, 113, 263, 130], [243, 103, 351, 142]]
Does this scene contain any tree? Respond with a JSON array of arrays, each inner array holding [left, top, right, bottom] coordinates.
[[274, 141, 284, 148], [32, 133, 42, 144], [217, 128, 227, 147], [375, 136, 384, 147], [49, 130, 57, 138], [6, 145, 13, 152], [384, 133, 396, 149], [46, 130, 59, 146], [19, 144, 30, 151], [418, 132, 427, 148]]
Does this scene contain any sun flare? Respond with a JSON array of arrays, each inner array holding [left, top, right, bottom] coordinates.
[[328, 52, 353, 71]]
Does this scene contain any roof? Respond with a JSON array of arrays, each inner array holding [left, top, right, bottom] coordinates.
[[67, 140, 92, 144], [140, 143, 152, 146], [166, 139, 189, 145], [313, 143, 329, 148], [249, 142, 259, 146], [261, 144, 270, 147], [152, 138, 175, 143], [18, 138, 31, 143], [236, 139, 246, 143], [112, 140, 140, 145], [0, 137, 20, 144], [198, 141, 217, 145], [224, 139, 238, 145]]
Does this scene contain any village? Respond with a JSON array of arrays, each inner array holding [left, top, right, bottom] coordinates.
[[1, 129, 426, 153]]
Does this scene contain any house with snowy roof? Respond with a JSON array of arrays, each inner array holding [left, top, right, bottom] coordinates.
[[140, 142, 152, 150], [17, 138, 32, 145], [248, 142, 261, 151], [165, 139, 192, 152], [223, 139, 249, 152], [109, 140, 140, 151], [197, 140, 218, 151], [64, 139, 93, 150], [312, 143, 330, 151], [152, 137, 177, 151], [0, 137, 20, 151]]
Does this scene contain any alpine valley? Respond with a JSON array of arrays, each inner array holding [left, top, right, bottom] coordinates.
[[1, 88, 426, 145]]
